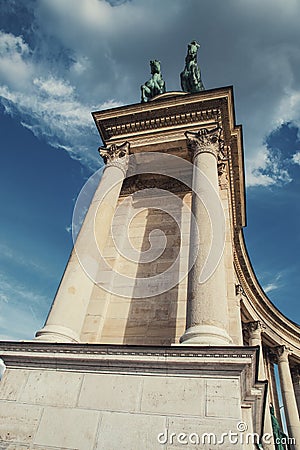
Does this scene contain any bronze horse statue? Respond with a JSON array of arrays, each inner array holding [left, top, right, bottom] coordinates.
[[180, 41, 205, 94], [141, 60, 166, 103]]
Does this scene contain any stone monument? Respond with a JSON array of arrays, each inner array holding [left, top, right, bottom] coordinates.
[[141, 59, 166, 102], [180, 40, 205, 93], [0, 80, 299, 449]]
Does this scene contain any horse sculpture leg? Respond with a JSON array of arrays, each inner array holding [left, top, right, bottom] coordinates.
[[141, 84, 151, 103]]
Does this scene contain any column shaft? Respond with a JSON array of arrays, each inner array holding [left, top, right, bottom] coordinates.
[[180, 128, 231, 345], [35, 142, 130, 342], [277, 347, 300, 448]]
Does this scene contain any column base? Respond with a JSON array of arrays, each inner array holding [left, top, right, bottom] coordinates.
[[180, 325, 232, 346], [35, 325, 80, 343]]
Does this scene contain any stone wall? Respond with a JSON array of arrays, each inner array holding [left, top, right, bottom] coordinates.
[[80, 191, 192, 345], [0, 344, 264, 450], [0, 369, 244, 450]]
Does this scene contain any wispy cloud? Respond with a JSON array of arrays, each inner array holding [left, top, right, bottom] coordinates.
[[0, 273, 48, 307], [0, 242, 53, 279], [0, 272, 47, 340], [264, 282, 280, 294], [262, 272, 284, 294]]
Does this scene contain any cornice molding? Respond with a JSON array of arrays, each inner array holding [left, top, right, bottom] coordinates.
[[0, 342, 259, 376], [0, 342, 256, 358], [93, 90, 229, 143], [102, 107, 221, 141]]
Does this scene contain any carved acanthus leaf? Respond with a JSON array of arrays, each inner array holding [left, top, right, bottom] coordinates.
[[99, 141, 130, 164], [243, 320, 266, 334], [98, 141, 131, 175], [275, 345, 292, 362], [185, 127, 223, 160]]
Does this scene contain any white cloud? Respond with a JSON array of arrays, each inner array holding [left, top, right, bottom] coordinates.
[[1, 0, 300, 183], [0, 27, 116, 168], [65, 225, 72, 234], [0, 31, 32, 89], [0, 32, 29, 56], [262, 272, 283, 294], [264, 283, 279, 294], [33, 77, 74, 97], [0, 74, 100, 167], [246, 146, 292, 187], [292, 152, 300, 165]]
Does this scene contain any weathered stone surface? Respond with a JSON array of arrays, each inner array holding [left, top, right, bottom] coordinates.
[[166, 416, 242, 450], [0, 445, 30, 450], [0, 368, 29, 401], [78, 373, 142, 412], [95, 411, 166, 450], [206, 379, 240, 418], [34, 406, 99, 450], [0, 402, 42, 443], [141, 376, 205, 416], [20, 370, 83, 407], [0, 446, 71, 450], [0, 343, 265, 449]]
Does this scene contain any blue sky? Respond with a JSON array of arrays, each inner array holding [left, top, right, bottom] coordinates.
[[0, 0, 299, 340]]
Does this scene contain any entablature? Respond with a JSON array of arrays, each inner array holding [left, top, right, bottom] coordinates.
[[92, 86, 246, 229]]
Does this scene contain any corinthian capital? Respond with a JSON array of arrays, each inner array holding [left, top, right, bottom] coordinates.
[[185, 127, 223, 160], [275, 345, 292, 363], [98, 141, 130, 175], [242, 320, 265, 342]]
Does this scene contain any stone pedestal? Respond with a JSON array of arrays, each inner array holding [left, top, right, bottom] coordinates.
[[35, 142, 130, 343], [180, 128, 231, 345], [0, 342, 266, 450]]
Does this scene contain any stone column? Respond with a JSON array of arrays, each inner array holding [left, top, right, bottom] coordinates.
[[276, 346, 300, 448], [35, 142, 130, 343], [180, 127, 231, 345], [291, 367, 300, 417], [243, 321, 274, 448], [266, 351, 283, 429], [244, 321, 266, 379]]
